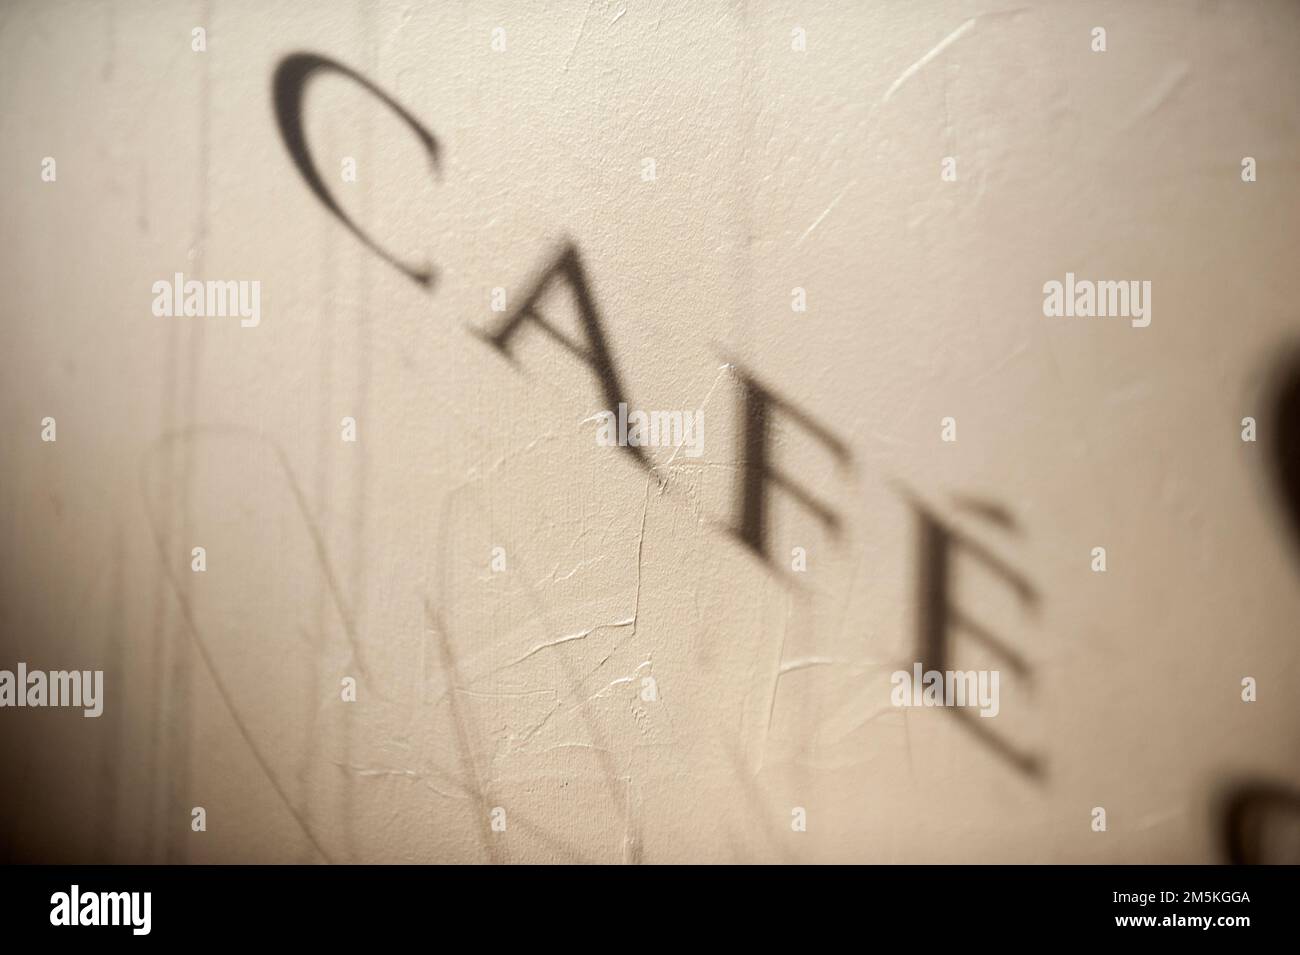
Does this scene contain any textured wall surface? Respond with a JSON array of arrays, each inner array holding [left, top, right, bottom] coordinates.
[[2, 0, 1299, 863]]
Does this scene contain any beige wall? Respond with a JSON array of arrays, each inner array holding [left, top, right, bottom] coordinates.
[[2, 0, 1299, 863]]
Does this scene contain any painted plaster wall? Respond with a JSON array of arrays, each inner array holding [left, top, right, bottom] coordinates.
[[1, 0, 1298, 862]]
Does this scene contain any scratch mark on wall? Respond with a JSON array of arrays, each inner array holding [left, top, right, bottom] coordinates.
[[664, 363, 734, 470], [504, 617, 636, 668], [882, 19, 975, 103], [795, 180, 856, 247], [631, 475, 651, 634], [140, 438, 335, 863], [577, 660, 650, 707], [426, 601, 505, 863], [564, 0, 598, 71], [778, 656, 838, 675], [334, 763, 421, 779], [622, 775, 642, 864]]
